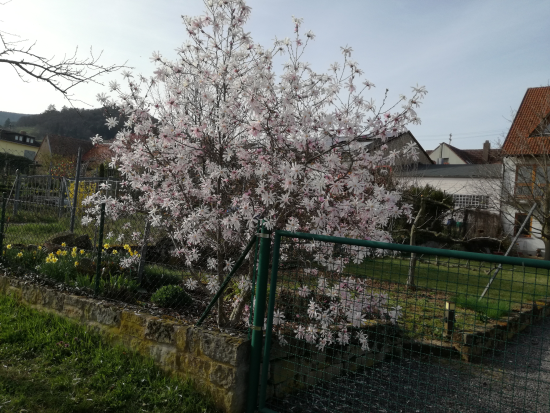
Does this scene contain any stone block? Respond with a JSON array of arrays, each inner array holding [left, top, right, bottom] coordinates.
[[174, 325, 191, 350], [120, 312, 148, 337], [210, 363, 236, 388], [149, 344, 177, 371], [6, 285, 21, 300], [145, 318, 176, 344], [180, 354, 212, 381], [198, 328, 250, 367], [21, 284, 42, 304], [94, 305, 121, 326], [62, 295, 85, 320]]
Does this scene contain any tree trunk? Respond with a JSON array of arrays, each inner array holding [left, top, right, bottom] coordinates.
[[544, 237, 550, 261], [407, 197, 426, 291]]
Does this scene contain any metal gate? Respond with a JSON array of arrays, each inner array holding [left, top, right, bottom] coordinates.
[[248, 230, 550, 413]]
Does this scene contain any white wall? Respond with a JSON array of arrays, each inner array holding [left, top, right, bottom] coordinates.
[[429, 143, 467, 164]]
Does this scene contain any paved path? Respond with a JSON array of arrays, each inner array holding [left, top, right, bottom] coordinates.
[[266, 318, 550, 413]]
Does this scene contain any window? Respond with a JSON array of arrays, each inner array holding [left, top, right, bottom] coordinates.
[[515, 165, 550, 198], [452, 194, 489, 209], [514, 213, 532, 237]]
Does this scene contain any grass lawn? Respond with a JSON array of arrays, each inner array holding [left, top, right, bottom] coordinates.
[[346, 255, 550, 340], [0, 295, 216, 413]]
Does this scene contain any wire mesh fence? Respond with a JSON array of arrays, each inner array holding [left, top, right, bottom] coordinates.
[[0, 191, 259, 330], [254, 231, 550, 413]]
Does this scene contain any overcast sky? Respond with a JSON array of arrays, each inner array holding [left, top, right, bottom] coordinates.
[[1, 0, 548, 150]]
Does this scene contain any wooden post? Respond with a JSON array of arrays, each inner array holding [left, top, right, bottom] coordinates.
[[13, 170, 21, 215], [444, 301, 456, 337]]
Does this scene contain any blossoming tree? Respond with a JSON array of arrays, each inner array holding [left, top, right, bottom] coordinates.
[[89, 0, 426, 329]]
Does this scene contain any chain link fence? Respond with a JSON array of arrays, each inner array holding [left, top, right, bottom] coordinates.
[[250, 231, 550, 413], [0, 186, 259, 331]]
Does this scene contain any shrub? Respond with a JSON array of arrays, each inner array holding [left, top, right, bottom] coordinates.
[[151, 285, 192, 308]]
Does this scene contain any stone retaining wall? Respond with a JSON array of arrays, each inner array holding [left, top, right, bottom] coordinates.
[[0, 273, 407, 411], [452, 298, 550, 362], [0, 274, 249, 413]]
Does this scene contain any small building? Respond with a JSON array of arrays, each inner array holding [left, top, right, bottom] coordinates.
[[34, 135, 94, 177], [428, 140, 501, 165], [0, 129, 41, 160]]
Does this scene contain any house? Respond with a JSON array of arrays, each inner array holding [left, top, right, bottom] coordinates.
[[0, 129, 41, 160], [427, 140, 501, 165], [358, 131, 434, 167], [401, 164, 502, 211], [500, 86, 550, 257], [34, 135, 94, 177], [82, 141, 116, 176]]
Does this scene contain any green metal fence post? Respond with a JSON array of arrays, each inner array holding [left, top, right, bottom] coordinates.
[[246, 225, 271, 413], [0, 193, 6, 252], [258, 231, 281, 411], [94, 202, 106, 296]]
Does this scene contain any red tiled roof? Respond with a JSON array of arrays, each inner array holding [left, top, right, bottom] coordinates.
[[46, 135, 94, 158], [82, 143, 114, 163], [502, 86, 550, 155]]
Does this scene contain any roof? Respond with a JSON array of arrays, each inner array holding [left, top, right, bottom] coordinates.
[[358, 130, 434, 165], [502, 86, 550, 155], [431, 142, 501, 164], [82, 142, 114, 163], [401, 164, 502, 179], [42, 135, 94, 158], [0, 129, 41, 148]]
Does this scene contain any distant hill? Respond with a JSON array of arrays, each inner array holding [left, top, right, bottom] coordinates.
[[0, 111, 33, 126], [13, 107, 122, 141]]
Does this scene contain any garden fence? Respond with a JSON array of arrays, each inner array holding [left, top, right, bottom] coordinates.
[[0, 191, 257, 330], [248, 230, 550, 413], [3, 189, 550, 412]]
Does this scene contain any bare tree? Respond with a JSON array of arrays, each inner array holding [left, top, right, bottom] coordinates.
[[0, 2, 126, 105]]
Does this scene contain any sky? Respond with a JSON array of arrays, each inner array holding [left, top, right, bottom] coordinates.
[[1, 0, 549, 151]]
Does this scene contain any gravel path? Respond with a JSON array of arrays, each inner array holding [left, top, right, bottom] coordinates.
[[265, 318, 550, 413]]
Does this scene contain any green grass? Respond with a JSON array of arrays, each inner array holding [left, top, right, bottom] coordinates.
[[0, 295, 216, 412], [347, 255, 550, 306], [454, 294, 512, 320]]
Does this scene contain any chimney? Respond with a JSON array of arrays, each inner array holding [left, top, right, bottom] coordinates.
[[482, 140, 490, 163]]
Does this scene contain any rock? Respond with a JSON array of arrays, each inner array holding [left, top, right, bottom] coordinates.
[[45, 232, 92, 251], [74, 235, 93, 250], [48, 232, 76, 246]]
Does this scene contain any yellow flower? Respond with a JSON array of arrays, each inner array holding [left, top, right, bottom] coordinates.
[[37, 246, 42, 251], [45, 257, 51, 263], [112, 249, 118, 255], [72, 246, 77, 252], [6, 244, 11, 250], [61, 242, 67, 247], [56, 250, 61, 256], [80, 250, 85, 255], [74, 261, 79, 267], [51, 257, 58, 263], [61, 250, 68, 256], [123, 244, 130, 251], [71, 252, 77, 258], [104, 243, 110, 249], [16, 252, 23, 258]]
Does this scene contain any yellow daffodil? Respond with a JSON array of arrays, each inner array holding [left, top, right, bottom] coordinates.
[[46, 257, 51, 263], [72, 246, 77, 252], [74, 261, 79, 267], [61, 250, 68, 256], [6, 244, 11, 250], [37, 246, 42, 251], [123, 244, 130, 251], [103, 243, 110, 249], [61, 242, 67, 247], [80, 250, 85, 255], [51, 257, 58, 263], [16, 252, 23, 258], [56, 250, 62, 256], [71, 251, 77, 258]]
